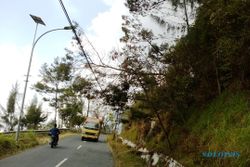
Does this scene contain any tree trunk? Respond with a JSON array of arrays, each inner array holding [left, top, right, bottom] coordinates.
[[136, 75, 173, 151], [215, 51, 222, 95], [153, 108, 172, 151], [183, 0, 190, 32]]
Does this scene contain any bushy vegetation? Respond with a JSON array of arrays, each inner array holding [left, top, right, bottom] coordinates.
[[121, 91, 250, 166], [0, 134, 17, 158], [0, 133, 39, 159]]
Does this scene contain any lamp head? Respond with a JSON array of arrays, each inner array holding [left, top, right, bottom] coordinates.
[[30, 14, 46, 26], [63, 26, 76, 30]]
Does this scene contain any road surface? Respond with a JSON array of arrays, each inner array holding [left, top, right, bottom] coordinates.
[[0, 134, 113, 167]]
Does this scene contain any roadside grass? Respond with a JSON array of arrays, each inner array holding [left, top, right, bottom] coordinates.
[[0, 131, 76, 160], [0, 132, 39, 159], [0, 134, 18, 158], [107, 135, 146, 167], [186, 91, 250, 167], [121, 122, 138, 142], [175, 91, 250, 166]]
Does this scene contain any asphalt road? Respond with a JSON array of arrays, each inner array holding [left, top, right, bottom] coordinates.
[[0, 134, 113, 167]]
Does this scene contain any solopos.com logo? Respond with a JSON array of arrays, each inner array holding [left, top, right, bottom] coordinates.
[[202, 151, 240, 158]]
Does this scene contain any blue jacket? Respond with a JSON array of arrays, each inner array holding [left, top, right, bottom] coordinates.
[[50, 127, 60, 136]]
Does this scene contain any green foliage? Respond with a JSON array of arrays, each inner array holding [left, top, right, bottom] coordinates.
[[71, 115, 85, 127], [1, 83, 18, 131], [102, 81, 129, 111], [34, 55, 92, 126], [126, 99, 151, 120], [188, 0, 250, 91], [0, 134, 17, 157], [60, 100, 84, 128], [23, 97, 47, 129], [34, 56, 74, 108], [0, 132, 39, 158], [58, 76, 91, 128], [72, 76, 92, 96], [156, 0, 250, 105]]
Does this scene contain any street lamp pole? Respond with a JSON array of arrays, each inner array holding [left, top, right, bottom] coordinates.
[[15, 14, 74, 141], [15, 14, 45, 142]]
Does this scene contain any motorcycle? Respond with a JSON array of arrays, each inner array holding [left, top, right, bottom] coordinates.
[[48, 133, 58, 148]]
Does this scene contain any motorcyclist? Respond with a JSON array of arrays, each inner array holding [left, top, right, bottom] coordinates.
[[49, 123, 60, 146]]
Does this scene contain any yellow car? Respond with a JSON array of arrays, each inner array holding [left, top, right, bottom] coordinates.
[[81, 118, 101, 142]]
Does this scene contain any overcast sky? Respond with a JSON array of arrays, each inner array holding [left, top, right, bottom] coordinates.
[[0, 0, 128, 112]]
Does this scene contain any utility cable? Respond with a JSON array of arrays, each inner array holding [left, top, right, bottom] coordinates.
[[58, 0, 103, 91], [81, 31, 105, 65]]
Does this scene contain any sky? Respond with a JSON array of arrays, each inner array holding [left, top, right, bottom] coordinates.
[[0, 0, 128, 118]]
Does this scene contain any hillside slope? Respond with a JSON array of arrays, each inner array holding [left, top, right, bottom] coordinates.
[[121, 91, 250, 166]]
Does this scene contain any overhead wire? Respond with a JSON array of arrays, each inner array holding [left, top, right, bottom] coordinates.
[[81, 31, 105, 65], [58, 0, 103, 91], [80, 31, 124, 86]]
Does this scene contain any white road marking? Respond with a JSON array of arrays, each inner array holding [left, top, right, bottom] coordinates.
[[55, 158, 68, 167], [77, 145, 82, 150]]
